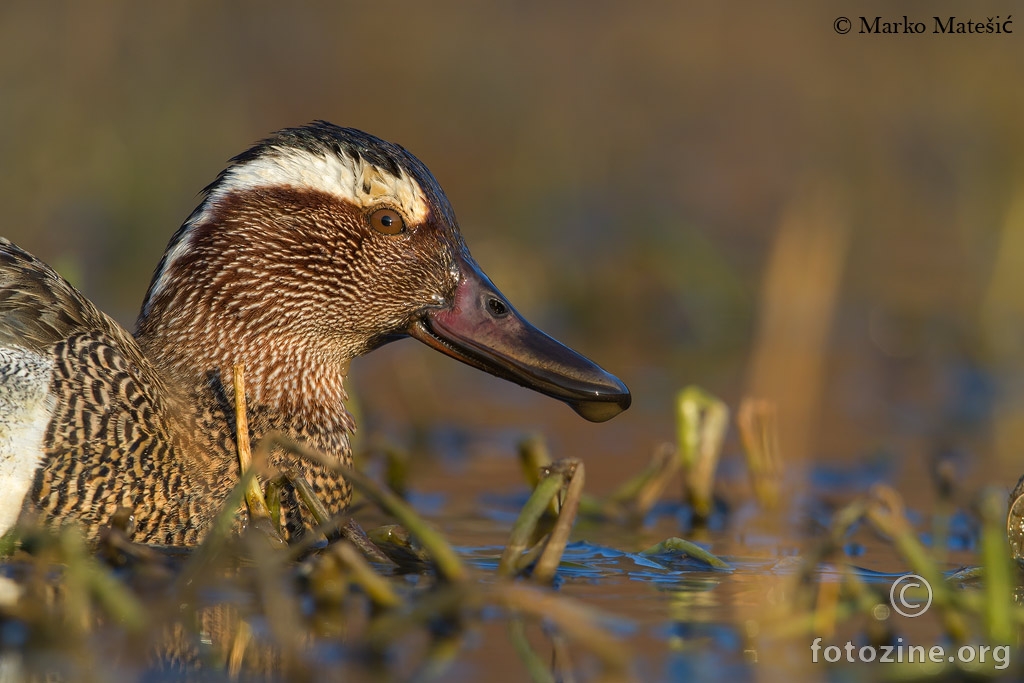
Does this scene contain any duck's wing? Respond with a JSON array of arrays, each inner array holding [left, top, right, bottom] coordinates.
[[0, 238, 137, 353], [0, 238, 211, 543]]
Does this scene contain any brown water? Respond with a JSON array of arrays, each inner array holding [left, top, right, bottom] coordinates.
[[349, 441, 983, 682], [0, 326, 1005, 682], [333, 345, 998, 682]]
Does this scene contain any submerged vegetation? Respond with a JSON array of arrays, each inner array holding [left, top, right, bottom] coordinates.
[[0, 375, 1020, 681]]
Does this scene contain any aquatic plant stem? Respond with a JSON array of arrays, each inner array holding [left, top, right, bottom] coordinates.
[[737, 398, 782, 510], [508, 618, 557, 683], [258, 432, 467, 583], [866, 485, 967, 642], [533, 461, 585, 584], [518, 435, 559, 517], [333, 541, 402, 609], [675, 386, 729, 520], [978, 488, 1013, 644], [489, 582, 633, 681], [640, 537, 731, 570], [608, 444, 679, 520], [498, 469, 567, 578], [232, 364, 283, 546], [60, 527, 148, 632]]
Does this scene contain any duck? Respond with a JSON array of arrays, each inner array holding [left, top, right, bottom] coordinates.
[[0, 122, 630, 546]]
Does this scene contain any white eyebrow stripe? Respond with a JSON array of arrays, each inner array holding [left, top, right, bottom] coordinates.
[[214, 146, 429, 223], [142, 146, 430, 314]]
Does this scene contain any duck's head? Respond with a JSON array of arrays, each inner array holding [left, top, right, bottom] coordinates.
[[137, 122, 629, 423]]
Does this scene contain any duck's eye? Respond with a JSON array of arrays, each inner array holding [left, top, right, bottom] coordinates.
[[369, 207, 405, 235]]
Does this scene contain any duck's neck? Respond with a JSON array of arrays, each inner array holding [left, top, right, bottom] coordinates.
[[133, 196, 365, 459], [135, 319, 356, 455]]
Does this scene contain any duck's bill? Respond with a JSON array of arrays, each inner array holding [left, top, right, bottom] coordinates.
[[408, 254, 631, 422]]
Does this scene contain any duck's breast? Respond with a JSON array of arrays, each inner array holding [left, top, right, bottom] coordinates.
[[0, 346, 55, 535]]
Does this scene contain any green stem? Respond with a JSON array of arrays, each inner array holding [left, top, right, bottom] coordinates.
[[498, 471, 567, 578], [533, 461, 585, 584], [259, 432, 467, 583]]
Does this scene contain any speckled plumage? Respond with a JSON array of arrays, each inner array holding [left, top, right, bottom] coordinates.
[[0, 122, 630, 546], [0, 240, 221, 543]]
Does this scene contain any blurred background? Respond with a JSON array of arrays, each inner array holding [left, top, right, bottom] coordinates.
[[2, 1, 1024, 500]]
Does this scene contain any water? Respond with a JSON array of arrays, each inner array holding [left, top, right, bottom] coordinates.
[[0, 351, 1007, 682], [378, 424, 989, 683]]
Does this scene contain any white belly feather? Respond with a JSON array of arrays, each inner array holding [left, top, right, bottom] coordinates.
[[0, 347, 55, 536]]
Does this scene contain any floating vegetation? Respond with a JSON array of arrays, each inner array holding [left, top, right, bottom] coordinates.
[[1, 382, 1022, 681], [0, 442, 633, 681], [639, 538, 731, 571]]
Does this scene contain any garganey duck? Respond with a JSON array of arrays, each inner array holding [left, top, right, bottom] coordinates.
[[0, 122, 630, 546]]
